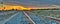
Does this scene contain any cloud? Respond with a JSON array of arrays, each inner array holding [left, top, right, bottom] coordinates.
[[3, 0, 60, 6]]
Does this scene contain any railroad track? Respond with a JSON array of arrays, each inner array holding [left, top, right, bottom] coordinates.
[[4, 11, 33, 24], [1, 11, 35, 24], [0, 11, 58, 24], [24, 11, 58, 24]]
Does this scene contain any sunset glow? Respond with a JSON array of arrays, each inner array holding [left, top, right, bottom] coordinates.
[[0, 5, 31, 11]]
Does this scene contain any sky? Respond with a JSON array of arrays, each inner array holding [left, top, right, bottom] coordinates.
[[0, 0, 2, 2], [3, 0, 60, 6]]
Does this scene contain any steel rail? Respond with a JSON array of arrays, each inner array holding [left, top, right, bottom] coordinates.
[[23, 11, 36, 24], [3, 12, 19, 24]]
